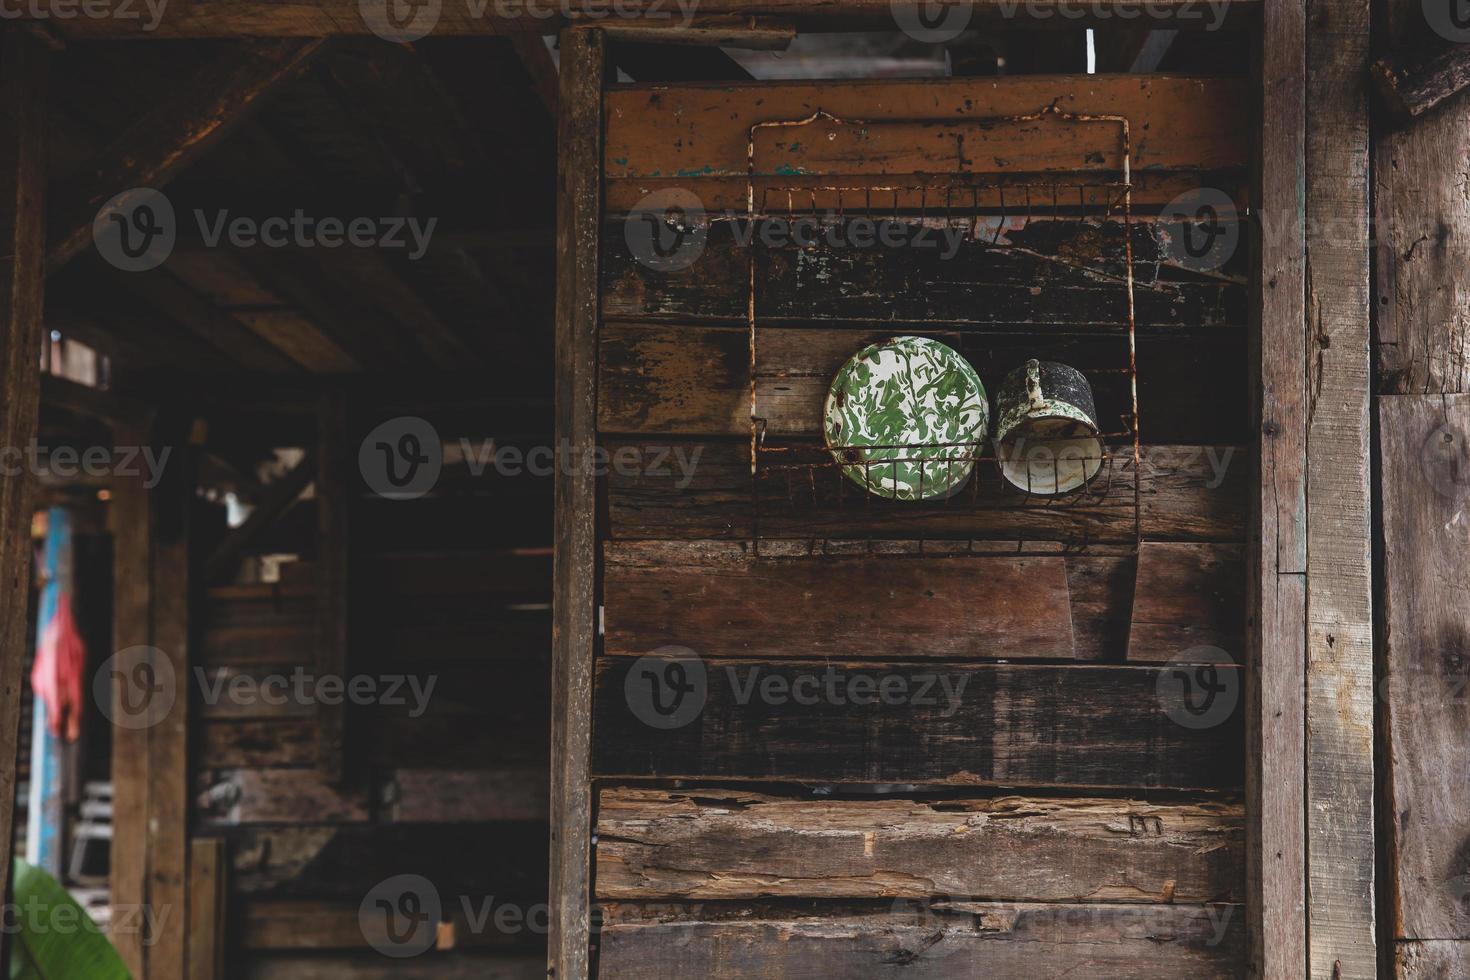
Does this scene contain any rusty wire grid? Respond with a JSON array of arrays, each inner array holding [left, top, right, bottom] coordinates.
[[743, 105, 1143, 559]]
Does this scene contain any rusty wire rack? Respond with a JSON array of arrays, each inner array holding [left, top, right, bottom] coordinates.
[[743, 105, 1143, 559]]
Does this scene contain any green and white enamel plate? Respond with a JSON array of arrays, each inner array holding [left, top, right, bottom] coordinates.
[[822, 336, 989, 501]]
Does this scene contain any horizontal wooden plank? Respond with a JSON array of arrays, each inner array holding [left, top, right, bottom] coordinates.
[[608, 171, 1248, 213], [241, 953, 546, 980], [200, 719, 316, 768], [241, 899, 539, 952], [592, 659, 1243, 789], [197, 768, 369, 825], [33, 2, 1261, 41], [599, 322, 1247, 445], [605, 540, 1074, 660], [605, 76, 1251, 182], [601, 221, 1247, 330], [386, 768, 549, 823], [605, 439, 1247, 544], [596, 901, 1245, 978], [595, 788, 1243, 903], [228, 823, 548, 900], [1127, 542, 1244, 662]]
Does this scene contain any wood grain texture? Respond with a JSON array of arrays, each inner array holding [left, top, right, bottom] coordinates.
[[1373, 54, 1470, 394], [1250, 2, 1309, 976], [596, 901, 1246, 978], [1396, 940, 1470, 978], [197, 768, 370, 826], [109, 421, 152, 978], [604, 540, 1076, 660], [600, 223, 1247, 331], [550, 26, 602, 980], [1373, 46, 1470, 122], [47, 38, 326, 271], [22, 1, 1261, 40], [1304, 0, 1376, 974], [599, 323, 1248, 446], [1380, 395, 1470, 941], [595, 787, 1243, 903], [0, 31, 46, 965], [605, 438, 1247, 544], [146, 438, 193, 979], [1127, 542, 1244, 663], [604, 75, 1249, 184], [187, 838, 228, 980], [593, 659, 1244, 789]]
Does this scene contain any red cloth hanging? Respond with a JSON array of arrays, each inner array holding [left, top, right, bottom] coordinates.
[[31, 592, 84, 742]]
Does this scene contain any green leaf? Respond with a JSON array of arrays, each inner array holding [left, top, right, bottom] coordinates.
[[8, 860, 131, 980]]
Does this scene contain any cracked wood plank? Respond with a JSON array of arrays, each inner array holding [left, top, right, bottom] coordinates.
[[595, 788, 1243, 903]]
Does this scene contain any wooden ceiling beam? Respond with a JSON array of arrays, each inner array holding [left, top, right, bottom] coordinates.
[[47, 38, 328, 273], [21, 1, 1260, 39]]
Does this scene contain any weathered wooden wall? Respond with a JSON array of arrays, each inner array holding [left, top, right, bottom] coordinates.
[[193, 412, 552, 978], [1376, 3, 1470, 970], [588, 73, 1251, 977]]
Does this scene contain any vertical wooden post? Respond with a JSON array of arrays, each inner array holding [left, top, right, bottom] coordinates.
[[1304, 0, 1376, 975], [148, 426, 192, 978], [0, 29, 47, 962], [187, 837, 227, 980], [317, 390, 349, 784], [1250, 2, 1308, 977], [550, 25, 603, 980], [109, 419, 152, 977]]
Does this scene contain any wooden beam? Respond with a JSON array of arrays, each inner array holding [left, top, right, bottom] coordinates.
[[550, 25, 602, 980], [108, 419, 151, 978], [145, 426, 192, 979], [46, 38, 327, 273], [0, 31, 47, 965], [1380, 396, 1470, 953], [315, 391, 349, 784], [601, 15, 795, 49], [100, 267, 302, 374], [39, 374, 150, 429], [203, 449, 316, 584], [1304, 0, 1376, 975], [1373, 46, 1470, 123], [507, 34, 560, 115], [187, 838, 228, 980], [1249, 2, 1308, 978], [18, 1, 1261, 39]]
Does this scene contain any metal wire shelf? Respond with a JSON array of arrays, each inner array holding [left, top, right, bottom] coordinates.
[[744, 105, 1143, 559]]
